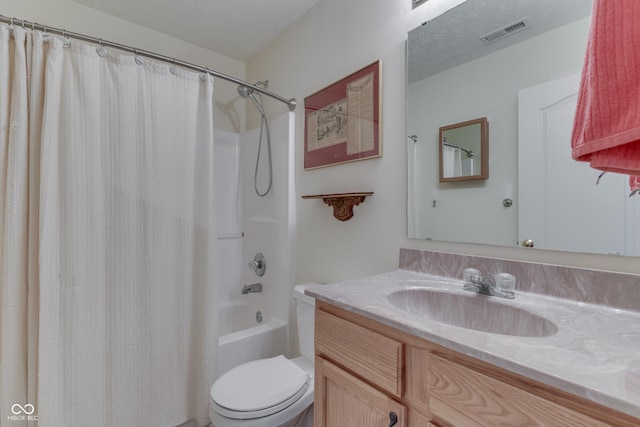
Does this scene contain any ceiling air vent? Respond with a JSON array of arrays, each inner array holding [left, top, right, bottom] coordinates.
[[480, 18, 530, 45]]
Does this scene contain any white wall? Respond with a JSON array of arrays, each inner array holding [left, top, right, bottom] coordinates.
[[2, 0, 246, 133], [248, 0, 640, 284]]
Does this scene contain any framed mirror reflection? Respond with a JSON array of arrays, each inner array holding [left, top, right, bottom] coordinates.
[[406, 0, 640, 256], [439, 117, 488, 182]]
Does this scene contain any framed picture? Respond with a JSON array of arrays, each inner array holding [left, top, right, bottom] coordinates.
[[304, 61, 381, 169]]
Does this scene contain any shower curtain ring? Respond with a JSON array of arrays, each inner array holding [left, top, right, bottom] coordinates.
[[62, 29, 71, 48], [200, 67, 210, 81], [134, 48, 144, 65], [170, 59, 178, 75], [40, 24, 52, 42], [21, 20, 26, 29], [10, 18, 14, 26], [96, 38, 108, 57]]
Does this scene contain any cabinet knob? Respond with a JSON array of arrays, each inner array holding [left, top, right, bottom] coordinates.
[[388, 412, 398, 427]]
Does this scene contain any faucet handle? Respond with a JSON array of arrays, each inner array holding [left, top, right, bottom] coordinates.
[[463, 268, 480, 283], [495, 273, 516, 292], [249, 252, 266, 277], [248, 259, 262, 269]]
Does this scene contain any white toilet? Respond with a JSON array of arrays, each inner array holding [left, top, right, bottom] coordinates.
[[209, 284, 318, 427]]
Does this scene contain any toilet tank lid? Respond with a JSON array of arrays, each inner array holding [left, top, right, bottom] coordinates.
[[293, 283, 322, 305]]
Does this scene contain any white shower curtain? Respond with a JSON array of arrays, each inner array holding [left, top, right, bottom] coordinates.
[[442, 145, 462, 178], [0, 25, 217, 426]]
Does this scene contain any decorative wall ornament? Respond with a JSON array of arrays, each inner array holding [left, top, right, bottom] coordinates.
[[302, 192, 373, 221]]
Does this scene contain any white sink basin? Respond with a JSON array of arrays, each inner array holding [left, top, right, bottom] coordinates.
[[387, 288, 557, 337]]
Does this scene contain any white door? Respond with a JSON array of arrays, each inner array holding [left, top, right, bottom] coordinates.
[[518, 73, 638, 255]]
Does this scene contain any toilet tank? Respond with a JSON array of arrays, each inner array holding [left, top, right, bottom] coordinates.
[[292, 283, 320, 363]]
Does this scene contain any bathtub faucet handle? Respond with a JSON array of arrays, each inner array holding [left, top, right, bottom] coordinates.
[[242, 283, 262, 294], [248, 252, 266, 277]]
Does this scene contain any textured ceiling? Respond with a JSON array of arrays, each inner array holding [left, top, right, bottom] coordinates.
[[408, 0, 593, 83], [71, 0, 321, 61]]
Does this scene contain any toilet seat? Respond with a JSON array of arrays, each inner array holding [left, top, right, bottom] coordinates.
[[211, 355, 310, 420]]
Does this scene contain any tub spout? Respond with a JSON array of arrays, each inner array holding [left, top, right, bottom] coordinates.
[[241, 283, 262, 294]]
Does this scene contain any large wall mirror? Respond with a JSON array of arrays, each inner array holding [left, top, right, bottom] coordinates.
[[407, 0, 640, 256]]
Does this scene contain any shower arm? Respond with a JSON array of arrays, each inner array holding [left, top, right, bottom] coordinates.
[[0, 14, 297, 111]]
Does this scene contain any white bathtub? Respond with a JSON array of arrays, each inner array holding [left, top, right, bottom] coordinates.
[[217, 302, 287, 375]]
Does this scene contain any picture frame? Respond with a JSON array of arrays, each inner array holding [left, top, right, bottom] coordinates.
[[304, 61, 381, 169]]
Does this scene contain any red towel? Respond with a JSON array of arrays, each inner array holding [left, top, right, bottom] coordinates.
[[571, 0, 640, 176], [631, 175, 640, 196]]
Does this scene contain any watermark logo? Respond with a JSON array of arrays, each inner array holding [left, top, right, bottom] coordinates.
[[12, 404, 34, 415], [8, 403, 38, 422]]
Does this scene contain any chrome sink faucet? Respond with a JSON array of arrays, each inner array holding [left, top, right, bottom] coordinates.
[[463, 268, 516, 299]]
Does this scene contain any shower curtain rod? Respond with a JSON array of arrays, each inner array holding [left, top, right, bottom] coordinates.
[[443, 141, 474, 158], [0, 14, 297, 111]]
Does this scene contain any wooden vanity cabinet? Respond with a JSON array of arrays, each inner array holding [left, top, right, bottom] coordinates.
[[316, 357, 407, 426], [314, 301, 640, 427]]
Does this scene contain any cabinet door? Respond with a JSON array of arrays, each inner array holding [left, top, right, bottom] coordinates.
[[428, 354, 611, 427], [315, 357, 406, 427]]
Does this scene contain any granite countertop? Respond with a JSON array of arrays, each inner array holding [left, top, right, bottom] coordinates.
[[306, 269, 640, 419]]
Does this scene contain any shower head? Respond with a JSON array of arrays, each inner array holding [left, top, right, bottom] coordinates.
[[238, 85, 265, 116], [237, 85, 253, 98], [237, 81, 268, 99]]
